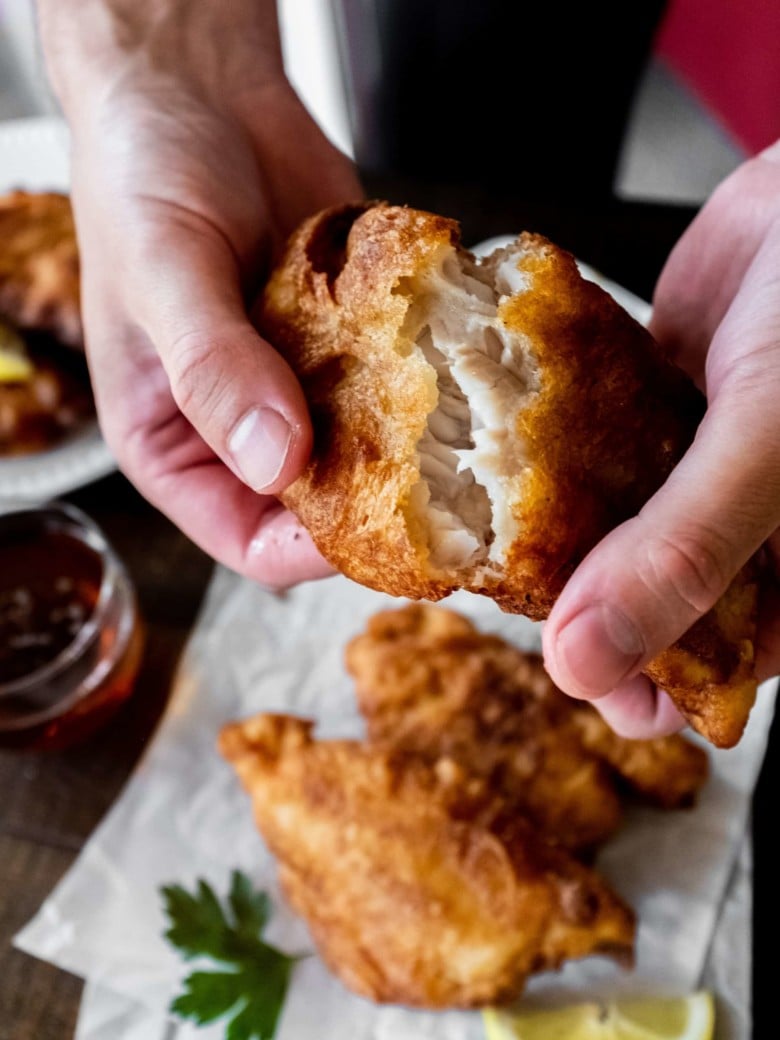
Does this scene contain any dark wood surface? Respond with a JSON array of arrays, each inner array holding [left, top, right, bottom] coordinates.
[[0, 191, 776, 1039], [0, 474, 214, 1040]]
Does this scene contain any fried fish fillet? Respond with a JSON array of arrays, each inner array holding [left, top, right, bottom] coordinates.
[[347, 604, 709, 835], [220, 713, 634, 1008], [0, 191, 82, 348], [348, 603, 623, 852], [260, 202, 758, 747]]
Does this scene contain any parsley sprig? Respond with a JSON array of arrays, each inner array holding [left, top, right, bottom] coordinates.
[[161, 871, 298, 1040]]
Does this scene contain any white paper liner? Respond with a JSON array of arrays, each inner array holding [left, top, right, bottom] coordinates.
[[14, 569, 774, 1040]]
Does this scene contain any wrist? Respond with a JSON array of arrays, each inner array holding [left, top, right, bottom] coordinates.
[[37, 0, 285, 125]]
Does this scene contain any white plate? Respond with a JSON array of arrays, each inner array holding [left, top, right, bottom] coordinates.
[[0, 116, 116, 501], [472, 234, 653, 326]]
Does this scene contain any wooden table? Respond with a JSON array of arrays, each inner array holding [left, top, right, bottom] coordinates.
[[0, 475, 214, 1040], [0, 188, 776, 1039]]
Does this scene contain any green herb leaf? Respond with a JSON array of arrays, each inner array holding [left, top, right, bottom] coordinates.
[[161, 879, 232, 961], [170, 971, 245, 1024], [161, 872, 296, 1040], [229, 870, 271, 940]]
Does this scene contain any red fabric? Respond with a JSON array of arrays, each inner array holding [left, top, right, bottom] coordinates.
[[656, 0, 780, 155]]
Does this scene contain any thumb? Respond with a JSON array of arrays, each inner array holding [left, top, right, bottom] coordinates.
[[543, 289, 780, 701], [128, 216, 311, 494]]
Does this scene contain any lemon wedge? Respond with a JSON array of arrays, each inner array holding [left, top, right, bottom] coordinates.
[[0, 321, 34, 383], [483, 992, 714, 1040]]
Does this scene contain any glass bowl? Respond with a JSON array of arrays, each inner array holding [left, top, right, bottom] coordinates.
[[0, 500, 144, 751]]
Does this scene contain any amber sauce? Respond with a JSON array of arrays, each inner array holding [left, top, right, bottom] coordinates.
[[0, 529, 143, 751]]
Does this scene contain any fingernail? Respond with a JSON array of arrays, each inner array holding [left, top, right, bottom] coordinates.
[[228, 407, 292, 491], [555, 603, 644, 697]]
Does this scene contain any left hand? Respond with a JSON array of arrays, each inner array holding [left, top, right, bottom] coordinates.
[[38, 0, 363, 588]]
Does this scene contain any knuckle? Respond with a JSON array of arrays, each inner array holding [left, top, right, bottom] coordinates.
[[166, 331, 229, 418], [639, 531, 732, 615]]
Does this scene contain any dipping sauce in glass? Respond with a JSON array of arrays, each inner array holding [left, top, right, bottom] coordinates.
[[0, 503, 144, 751]]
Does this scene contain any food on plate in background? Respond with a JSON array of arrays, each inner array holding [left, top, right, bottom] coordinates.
[[347, 603, 709, 852], [220, 712, 635, 1009], [0, 190, 82, 346], [0, 190, 93, 455], [260, 201, 758, 749], [0, 317, 92, 455]]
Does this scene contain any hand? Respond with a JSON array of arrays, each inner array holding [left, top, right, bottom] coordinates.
[[542, 142, 780, 738], [38, 0, 362, 586]]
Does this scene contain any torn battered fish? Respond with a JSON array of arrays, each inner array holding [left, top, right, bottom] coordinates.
[[220, 713, 635, 1009], [260, 203, 758, 747], [0, 191, 82, 348], [346, 604, 709, 825]]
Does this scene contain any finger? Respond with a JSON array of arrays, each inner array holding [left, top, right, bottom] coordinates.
[[649, 148, 780, 382], [543, 321, 780, 700], [245, 502, 336, 589], [117, 404, 333, 586], [544, 225, 780, 701], [120, 206, 313, 495], [150, 462, 335, 589], [592, 676, 686, 740], [81, 292, 334, 585]]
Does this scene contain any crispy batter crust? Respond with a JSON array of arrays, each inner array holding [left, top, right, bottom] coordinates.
[[347, 604, 625, 852], [348, 604, 709, 829], [261, 203, 702, 606], [0, 191, 82, 348], [260, 203, 758, 746], [261, 202, 453, 601], [220, 712, 634, 1008], [644, 566, 759, 747]]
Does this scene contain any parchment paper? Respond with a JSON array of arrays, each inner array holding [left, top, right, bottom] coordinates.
[[15, 568, 775, 1040]]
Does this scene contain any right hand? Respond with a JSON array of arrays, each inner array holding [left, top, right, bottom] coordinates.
[[38, 0, 362, 586], [543, 143, 780, 738]]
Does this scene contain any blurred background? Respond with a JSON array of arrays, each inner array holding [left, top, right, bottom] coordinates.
[[0, 0, 754, 206]]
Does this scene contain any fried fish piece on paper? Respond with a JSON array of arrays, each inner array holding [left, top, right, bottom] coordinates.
[[348, 603, 624, 852], [220, 713, 635, 1009], [347, 604, 708, 834], [260, 202, 758, 746], [0, 191, 82, 348]]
